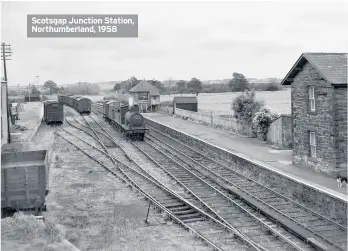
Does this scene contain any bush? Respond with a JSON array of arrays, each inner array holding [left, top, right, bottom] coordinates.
[[252, 108, 279, 141], [250, 82, 283, 91], [231, 89, 265, 123], [202, 84, 230, 93], [264, 82, 283, 91]]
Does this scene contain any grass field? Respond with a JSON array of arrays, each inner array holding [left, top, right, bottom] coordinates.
[[160, 89, 291, 115]]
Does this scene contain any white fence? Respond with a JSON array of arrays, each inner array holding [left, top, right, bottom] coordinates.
[[175, 108, 253, 137], [198, 108, 234, 117]]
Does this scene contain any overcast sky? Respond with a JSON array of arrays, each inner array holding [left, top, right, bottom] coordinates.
[[1, 1, 347, 86]]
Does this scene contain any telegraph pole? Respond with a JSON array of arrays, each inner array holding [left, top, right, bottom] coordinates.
[[35, 76, 39, 99], [28, 82, 31, 101], [1, 43, 12, 143], [168, 78, 172, 96]]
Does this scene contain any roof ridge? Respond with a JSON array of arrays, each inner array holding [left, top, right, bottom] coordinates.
[[282, 53, 347, 85], [303, 52, 348, 55]]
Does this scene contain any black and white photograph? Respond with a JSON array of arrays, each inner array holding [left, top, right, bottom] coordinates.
[[1, 1, 347, 250]]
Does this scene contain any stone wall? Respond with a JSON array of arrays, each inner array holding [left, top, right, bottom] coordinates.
[[291, 62, 338, 175], [334, 86, 347, 176], [281, 115, 292, 148], [145, 117, 348, 225]]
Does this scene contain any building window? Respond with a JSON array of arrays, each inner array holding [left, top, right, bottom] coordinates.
[[309, 131, 316, 158], [153, 96, 156, 100], [138, 92, 149, 101], [309, 86, 315, 111]]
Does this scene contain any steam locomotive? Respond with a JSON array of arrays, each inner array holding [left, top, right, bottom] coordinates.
[[101, 99, 148, 140]]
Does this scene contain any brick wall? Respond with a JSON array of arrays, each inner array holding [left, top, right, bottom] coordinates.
[[334, 87, 347, 175], [292, 62, 337, 175]]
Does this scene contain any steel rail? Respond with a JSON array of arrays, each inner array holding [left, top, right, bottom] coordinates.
[[64, 108, 264, 250], [64, 107, 115, 143], [147, 125, 347, 231], [86, 112, 266, 251], [137, 138, 308, 251], [57, 126, 261, 251], [146, 127, 346, 251], [89, 106, 311, 250], [55, 131, 225, 251]]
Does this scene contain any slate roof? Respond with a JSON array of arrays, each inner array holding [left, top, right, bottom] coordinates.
[[173, 96, 198, 104], [129, 81, 160, 96], [281, 53, 347, 86]]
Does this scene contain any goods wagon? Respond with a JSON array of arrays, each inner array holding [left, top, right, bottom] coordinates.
[[43, 100, 63, 124], [102, 101, 148, 140], [1, 150, 49, 215], [58, 95, 91, 115]]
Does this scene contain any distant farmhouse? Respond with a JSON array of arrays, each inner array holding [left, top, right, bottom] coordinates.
[[281, 53, 347, 176], [129, 81, 160, 112]]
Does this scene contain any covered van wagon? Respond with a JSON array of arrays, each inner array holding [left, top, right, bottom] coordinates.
[[43, 100, 63, 124]]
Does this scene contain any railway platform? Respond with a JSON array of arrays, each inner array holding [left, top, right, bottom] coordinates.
[[9, 102, 43, 143], [143, 113, 347, 197]]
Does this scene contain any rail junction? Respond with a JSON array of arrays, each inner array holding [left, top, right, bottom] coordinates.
[[53, 104, 347, 251]]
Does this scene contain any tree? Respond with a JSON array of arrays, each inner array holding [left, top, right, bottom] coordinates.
[[167, 78, 173, 95], [231, 89, 265, 123], [113, 83, 121, 91], [228, 72, 250, 92], [148, 79, 165, 92], [58, 87, 65, 94], [264, 80, 282, 91], [187, 77, 203, 95], [65, 82, 100, 95], [31, 85, 41, 94], [127, 76, 140, 90], [43, 80, 59, 94], [176, 80, 187, 93]]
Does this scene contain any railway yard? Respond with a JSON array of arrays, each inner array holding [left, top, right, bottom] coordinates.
[[1, 101, 347, 251]]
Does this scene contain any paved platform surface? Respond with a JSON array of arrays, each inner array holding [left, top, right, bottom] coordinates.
[[144, 113, 348, 198], [11, 102, 43, 142]]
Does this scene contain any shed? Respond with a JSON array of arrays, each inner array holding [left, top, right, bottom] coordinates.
[[24, 94, 41, 102], [173, 96, 198, 114]]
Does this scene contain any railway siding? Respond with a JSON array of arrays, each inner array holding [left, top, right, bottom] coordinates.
[[144, 118, 348, 226]]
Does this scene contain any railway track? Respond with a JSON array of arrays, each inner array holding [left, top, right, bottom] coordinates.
[[133, 137, 319, 251], [89, 105, 322, 251], [91, 104, 346, 251], [59, 108, 263, 251], [143, 126, 347, 251]]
